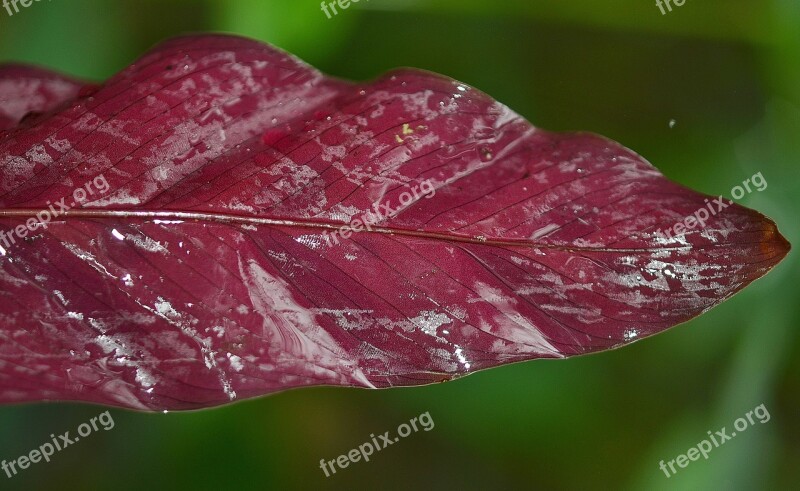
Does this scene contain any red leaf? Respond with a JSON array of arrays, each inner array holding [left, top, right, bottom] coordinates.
[[0, 35, 789, 411], [0, 64, 88, 131]]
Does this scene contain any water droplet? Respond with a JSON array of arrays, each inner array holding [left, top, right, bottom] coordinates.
[[623, 328, 639, 340]]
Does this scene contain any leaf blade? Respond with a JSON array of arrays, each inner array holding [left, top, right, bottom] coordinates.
[[0, 34, 789, 410]]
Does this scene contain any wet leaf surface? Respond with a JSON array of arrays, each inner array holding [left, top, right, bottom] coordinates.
[[0, 35, 789, 410]]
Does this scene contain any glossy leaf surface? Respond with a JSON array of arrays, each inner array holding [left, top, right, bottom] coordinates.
[[0, 35, 789, 410]]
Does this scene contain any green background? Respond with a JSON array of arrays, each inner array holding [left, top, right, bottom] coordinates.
[[0, 1, 797, 489]]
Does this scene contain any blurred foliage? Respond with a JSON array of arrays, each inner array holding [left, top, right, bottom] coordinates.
[[0, 1, 798, 490]]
